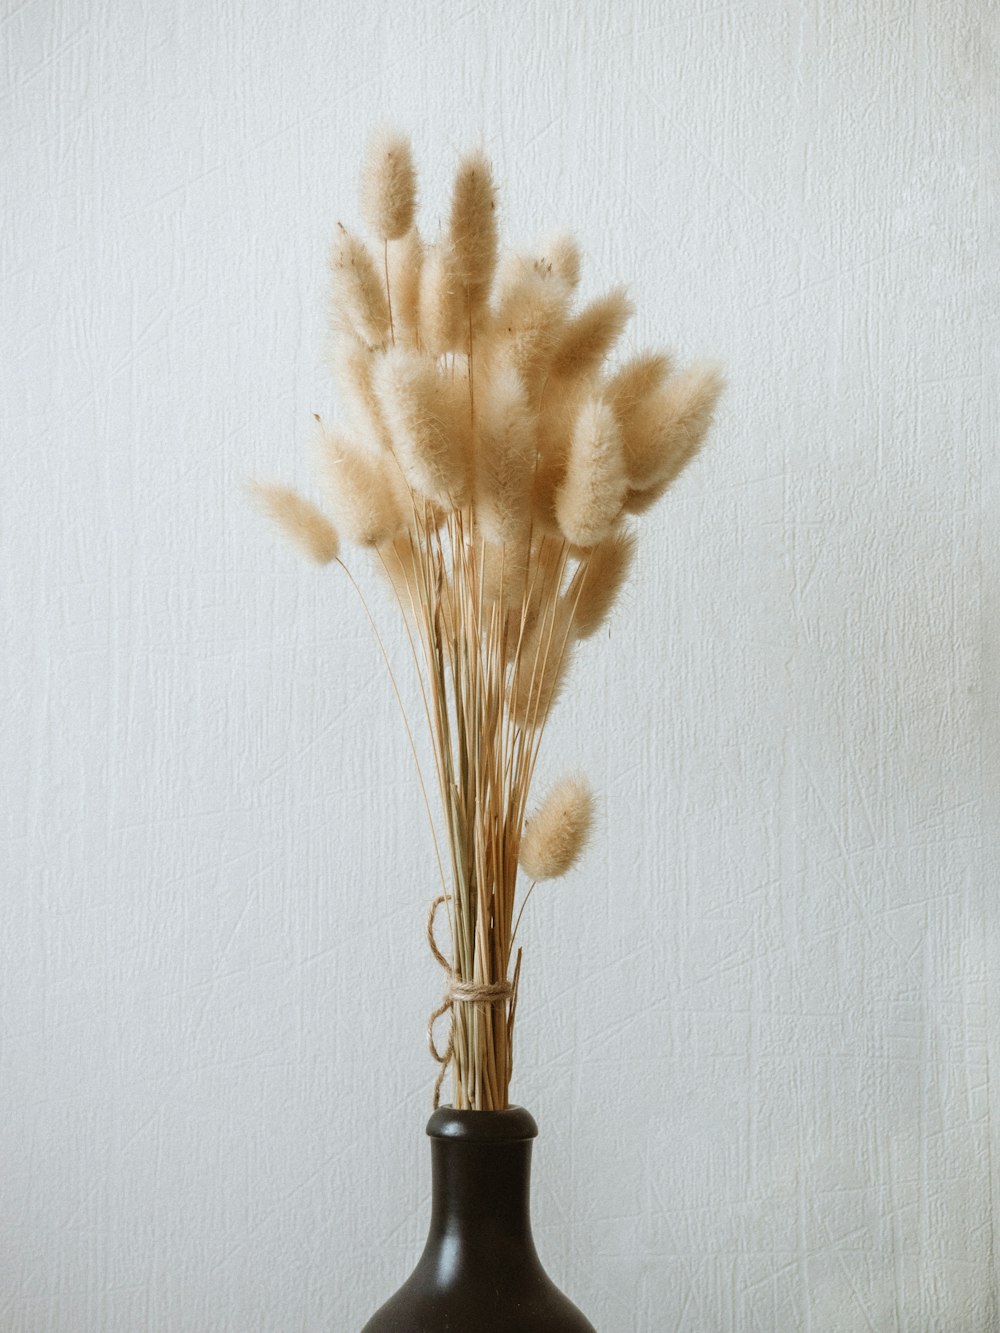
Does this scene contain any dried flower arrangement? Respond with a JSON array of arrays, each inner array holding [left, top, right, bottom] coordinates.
[[254, 132, 723, 1112]]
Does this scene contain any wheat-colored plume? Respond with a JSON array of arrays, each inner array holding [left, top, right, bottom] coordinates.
[[541, 232, 581, 290], [316, 427, 408, 548], [518, 775, 594, 880], [529, 377, 587, 534], [448, 150, 498, 319], [495, 255, 571, 389], [419, 243, 464, 357], [387, 228, 423, 345], [555, 396, 627, 547], [566, 526, 637, 639], [252, 482, 340, 564], [375, 347, 472, 506], [623, 362, 724, 498], [480, 537, 528, 625], [329, 224, 390, 349], [508, 593, 574, 727], [331, 338, 395, 455], [360, 129, 417, 242], [474, 364, 535, 545], [550, 287, 632, 379], [605, 352, 673, 420]]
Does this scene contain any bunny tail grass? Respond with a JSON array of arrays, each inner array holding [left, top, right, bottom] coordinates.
[[474, 363, 535, 544], [250, 482, 340, 564], [316, 428, 409, 548], [375, 347, 471, 507], [549, 286, 632, 379], [541, 232, 581, 290], [329, 224, 390, 349], [331, 338, 395, 455], [360, 128, 417, 242], [624, 362, 725, 494], [555, 396, 627, 548], [252, 134, 725, 1112], [567, 526, 637, 639], [387, 228, 424, 345], [448, 149, 498, 317], [518, 775, 594, 880], [419, 243, 465, 357]]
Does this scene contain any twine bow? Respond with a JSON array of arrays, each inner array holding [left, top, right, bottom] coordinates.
[[426, 894, 513, 1108]]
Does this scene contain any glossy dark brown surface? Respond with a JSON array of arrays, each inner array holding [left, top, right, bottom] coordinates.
[[361, 1106, 596, 1332]]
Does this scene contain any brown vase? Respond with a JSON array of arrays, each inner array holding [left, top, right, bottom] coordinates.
[[361, 1105, 596, 1331]]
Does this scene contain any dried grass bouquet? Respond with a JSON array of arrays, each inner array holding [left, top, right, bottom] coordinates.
[[254, 131, 723, 1111]]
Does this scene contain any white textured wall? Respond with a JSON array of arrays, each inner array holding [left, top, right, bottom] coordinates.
[[3, 1, 997, 1328]]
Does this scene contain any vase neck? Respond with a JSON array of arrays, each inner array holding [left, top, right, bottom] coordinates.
[[428, 1135, 534, 1241], [422, 1106, 541, 1270]]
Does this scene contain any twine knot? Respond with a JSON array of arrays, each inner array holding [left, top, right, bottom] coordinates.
[[426, 894, 512, 1108]]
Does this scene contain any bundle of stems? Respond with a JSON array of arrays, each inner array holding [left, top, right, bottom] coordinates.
[[255, 132, 723, 1110]]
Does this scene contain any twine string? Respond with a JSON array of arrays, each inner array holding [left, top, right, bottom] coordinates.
[[426, 893, 512, 1108]]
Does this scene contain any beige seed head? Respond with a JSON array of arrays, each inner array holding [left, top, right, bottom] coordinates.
[[530, 378, 587, 535], [329, 224, 390, 348], [622, 480, 667, 514], [315, 427, 408, 548], [387, 227, 424, 345], [624, 361, 724, 493], [566, 526, 637, 639], [419, 242, 464, 356], [448, 149, 498, 312], [518, 775, 594, 880], [508, 592, 574, 728], [554, 396, 627, 548], [250, 482, 340, 564], [473, 363, 536, 545], [539, 232, 581, 289], [374, 347, 472, 507], [605, 352, 673, 421], [330, 337, 395, 455], [549, 287, 633, 380], [494, 256, 571, 390], [359, 128, 417, 241]]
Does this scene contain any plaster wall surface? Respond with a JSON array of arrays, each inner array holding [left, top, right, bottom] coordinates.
[[3, 1, 997, 1328]]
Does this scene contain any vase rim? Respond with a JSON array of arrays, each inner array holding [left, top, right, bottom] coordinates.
[[426, 1105, 538, 1141]]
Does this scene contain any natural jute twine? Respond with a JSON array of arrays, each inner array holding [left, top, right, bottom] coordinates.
[[426, 894, 512, 1108]]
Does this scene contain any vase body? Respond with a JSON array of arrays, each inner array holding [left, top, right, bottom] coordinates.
[[361, 1105, 595, 1332]]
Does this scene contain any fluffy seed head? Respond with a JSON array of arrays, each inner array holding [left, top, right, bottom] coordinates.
[[251, 482, 339, 564], [329, 224, 390, 348], [554, 396, 627, 547], [315, 427, 408, 547], [566, 526, 637, 639], [623, 361, 724, 493], [549, 287, 633, 379], [540, 232, 581, 290], [494, 255, 571, 389], [359, 129, 417, 241], [387, 228, 423, 345], [448, 150, 498, 311], [419, 243, 464, 356], [374, 347, 472, 507], [508, 592, 574, 727], [331, 337, 394, 454], [518, 775, 594, 880], [473, 363, 536, 545], [605, 352, 673, 421]]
